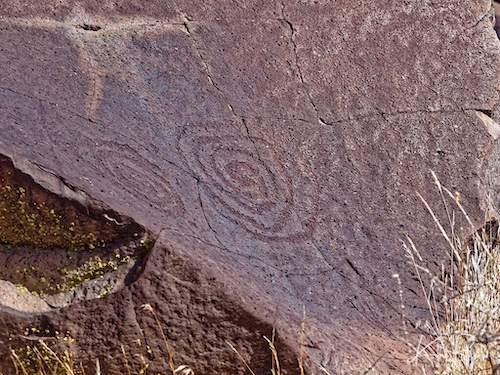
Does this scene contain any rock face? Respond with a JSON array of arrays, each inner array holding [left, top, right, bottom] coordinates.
[[495, 1, 500, 38], [0, 1, 499, 374]]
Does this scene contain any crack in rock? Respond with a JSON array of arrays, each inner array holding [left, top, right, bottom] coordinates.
[[279, 2, 326, 126]]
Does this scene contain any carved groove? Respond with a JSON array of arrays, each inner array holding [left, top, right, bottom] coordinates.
[[77, 141, 184, 215], [180, 123, 318, 242]]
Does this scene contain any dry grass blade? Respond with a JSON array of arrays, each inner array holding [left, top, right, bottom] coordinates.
[[141, 303, 176, 372], [226, 340, 256, 375], [174, 364, 195, 375], [9, 338, 84, 375], [8, 305, 195, 375], [141, 303, 195, 375], [416, 191, 461, 264], [134, 338, 150, 375], [403, 238, 443, 341], [360, 353, 386, 375], [263, 329, 281, 375], [10, 348, 29, 375], [120, 344, 132, 375], [8, 305, 305, 374], [406, 172, 500, 374], [298, 306, 306, 375], [38, 341, 75, 375]]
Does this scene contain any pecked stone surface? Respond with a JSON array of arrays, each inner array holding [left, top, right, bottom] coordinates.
[[0, 0, 499, 373]]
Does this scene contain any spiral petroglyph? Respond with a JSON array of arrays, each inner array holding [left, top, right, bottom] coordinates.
[[77, 139, 184, 215], [180, 124, 318, 242]]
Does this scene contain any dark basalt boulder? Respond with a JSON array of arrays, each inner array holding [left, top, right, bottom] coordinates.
[[0, 1, 499, 373]]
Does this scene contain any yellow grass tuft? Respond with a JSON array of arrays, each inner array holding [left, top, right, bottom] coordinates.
[[6, 305, 195, 375], [404, 171, 500, 374]]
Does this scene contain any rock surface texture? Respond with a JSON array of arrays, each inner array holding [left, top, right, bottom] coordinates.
[[0, 1, 499, 374]]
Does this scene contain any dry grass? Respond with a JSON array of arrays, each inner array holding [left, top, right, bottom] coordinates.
[[227, 306, 307, 375], [227, 329, 292, 375], [5, 304, 195, 375], [5, 304, 309, 375], [403, 172, 500, 374], [9, 340, 84, 375]]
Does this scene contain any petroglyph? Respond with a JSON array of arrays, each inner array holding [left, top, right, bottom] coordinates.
[[74, 138, 184, 215], [179, 123, 318, 242], [0, 10, 189, 122]]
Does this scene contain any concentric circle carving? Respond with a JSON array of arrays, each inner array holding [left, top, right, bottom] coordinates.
[[180, 124, 318, 242], [77, 139, 184, 215]]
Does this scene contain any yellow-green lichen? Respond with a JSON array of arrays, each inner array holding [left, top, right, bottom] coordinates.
[[8, 233, 153, 299], [15, 283, 29, 292], [97, 284, 114, 298], [139, 237, 156, 251], [12, 329, 80, 375], [0, 185, 101, 250], [21, 251, 139, 297], [56, 254, 135, 293], [0, 155, 154, 306]]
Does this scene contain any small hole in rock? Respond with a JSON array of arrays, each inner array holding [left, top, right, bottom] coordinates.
[[477, 109, 493, 118], [78, 24, 102, 32]]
